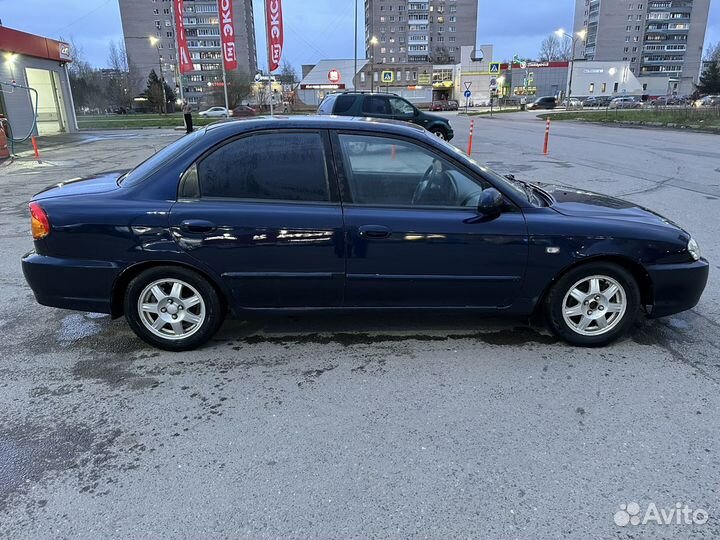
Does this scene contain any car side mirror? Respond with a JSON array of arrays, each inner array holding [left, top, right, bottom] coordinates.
[[478, 188, 504, 216]]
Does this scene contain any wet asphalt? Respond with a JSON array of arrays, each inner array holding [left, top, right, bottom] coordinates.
[[0, 118, 719, 539]]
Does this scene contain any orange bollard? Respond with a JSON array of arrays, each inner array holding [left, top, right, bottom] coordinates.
[[543, 117, 550, 155], [31, 136, 40, 159], [467, 119, 474, 155]]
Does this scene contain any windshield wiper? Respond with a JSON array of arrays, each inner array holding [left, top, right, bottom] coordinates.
[[505, 174, 534, 203]]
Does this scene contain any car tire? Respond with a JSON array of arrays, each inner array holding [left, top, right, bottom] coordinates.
[[124, 266, 225, 351], [544, 262, 640, 347], [430, 127, 448, 140]]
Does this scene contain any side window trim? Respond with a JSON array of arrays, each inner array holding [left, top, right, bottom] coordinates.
[[329, 130, 512, 210], [177, 129, 341, 204]]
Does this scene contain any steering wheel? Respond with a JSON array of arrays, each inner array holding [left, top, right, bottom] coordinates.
[[412, 162, 458, 206]]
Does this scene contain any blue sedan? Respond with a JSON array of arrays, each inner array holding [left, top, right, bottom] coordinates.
[[22, 117, 708, 350]]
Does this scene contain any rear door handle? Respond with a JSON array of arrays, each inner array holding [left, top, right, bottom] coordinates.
[[179, 219, 217, 233], [358, 225, 391, 239]]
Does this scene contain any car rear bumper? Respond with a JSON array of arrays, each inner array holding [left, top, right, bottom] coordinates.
[[22, 251, 120, 314], [646, 259, 709, 318]]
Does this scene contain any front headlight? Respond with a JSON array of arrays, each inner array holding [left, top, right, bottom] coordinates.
[[688, 238, 701, 261]]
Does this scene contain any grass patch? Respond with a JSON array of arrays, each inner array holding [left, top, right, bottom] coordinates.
[[464, 107, 522, 116], [538, 108, 720, 131], [77, 113, 218, 130]]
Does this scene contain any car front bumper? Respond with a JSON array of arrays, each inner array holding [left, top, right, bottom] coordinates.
[[646, 259, 709, 318], [22, 251, 121, 314]]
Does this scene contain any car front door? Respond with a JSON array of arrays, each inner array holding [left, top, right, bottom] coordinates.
[[170, 129, 345, 308], [333, 132, 529, 308]]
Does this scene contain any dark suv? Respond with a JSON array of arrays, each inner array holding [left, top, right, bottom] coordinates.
[[526, 96, 557, 110], [318, 92, 454, 140]]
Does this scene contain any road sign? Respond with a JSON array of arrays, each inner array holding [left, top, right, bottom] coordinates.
[[489, 77, 498, 89], [464, 89, 472, 98], [463, 81, 472, 90], [381, 70, 394, 83], [489, 62, 501, 74]]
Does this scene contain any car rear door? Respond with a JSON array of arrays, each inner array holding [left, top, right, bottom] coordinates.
[[170, 129, 345, 308], [361, 95, 393, 120], [332, 131, 529, 308]]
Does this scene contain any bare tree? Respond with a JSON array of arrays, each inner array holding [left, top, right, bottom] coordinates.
[[559, 38, 573, 61], [107, 40, 129, 72], [539, 35, 564, 62], [704, 42, 720, 63]]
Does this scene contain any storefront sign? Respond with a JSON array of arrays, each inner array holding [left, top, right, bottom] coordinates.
[[300, 84, 345, 90]]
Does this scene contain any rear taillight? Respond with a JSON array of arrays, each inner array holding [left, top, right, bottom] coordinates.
[[29, 202, 50, 240]]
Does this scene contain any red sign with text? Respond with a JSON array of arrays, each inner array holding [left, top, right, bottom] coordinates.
[[218, 0, 238, 70], [174, 0, 192, 74], [266, 0, 284, 72]]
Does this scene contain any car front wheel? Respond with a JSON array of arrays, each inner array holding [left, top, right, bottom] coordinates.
[[124, 266, 225, 351], [545, 262, 640, 346], [430, 127, 447, 140]]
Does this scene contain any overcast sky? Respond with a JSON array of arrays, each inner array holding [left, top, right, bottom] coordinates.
[[0, 0, 718, 71]]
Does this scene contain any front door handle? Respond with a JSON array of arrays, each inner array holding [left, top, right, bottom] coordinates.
[[179, 219, 217, 233], [358, 225, 391, 239]]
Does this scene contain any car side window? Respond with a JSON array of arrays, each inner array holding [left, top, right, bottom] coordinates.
[[317, 96, 336, 114], [337, 134, 489, 208], [362, 96, 391, 115], [389, 97, 415, 117], [197, 132, 330, 202], [333, 95, 356, 113]]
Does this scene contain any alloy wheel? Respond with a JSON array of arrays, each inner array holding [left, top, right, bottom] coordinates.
[[137, 278, 206, 340], [561, 275, 627, 336]]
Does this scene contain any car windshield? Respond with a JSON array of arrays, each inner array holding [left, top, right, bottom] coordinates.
[[429, 134, 537, 205], [119, 129, 205, 187]]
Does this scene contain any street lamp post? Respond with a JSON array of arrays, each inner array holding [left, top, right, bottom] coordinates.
[[149, 36, 167, 113], [555, 28, 587, 99], [370, 36, 378, 92]]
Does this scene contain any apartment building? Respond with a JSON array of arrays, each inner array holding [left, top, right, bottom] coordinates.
[[119, 0, 257, 105], [364, 0, 478, 66], [574, 0, 711, 95]]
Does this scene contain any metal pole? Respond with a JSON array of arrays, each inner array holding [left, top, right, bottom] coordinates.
[[222, 64, 229, 114], [370, 44, 375, 92], [170, 1, 184, 101], [157, 47, 167, 113], [353, 0, 358, 90], [567, 37, 576, 98], [263, 0, 274, 116]]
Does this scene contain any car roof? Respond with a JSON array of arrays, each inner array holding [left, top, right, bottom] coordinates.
[[204, 115, 428, 137]]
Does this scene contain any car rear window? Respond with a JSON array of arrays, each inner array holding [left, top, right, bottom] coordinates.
[[317, 95, 336, 114], [197, 132, 330, 202], [120, 129, 205, 187], [333, 95, 356, 114]]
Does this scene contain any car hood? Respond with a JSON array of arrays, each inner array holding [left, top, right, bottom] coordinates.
[[539, 184, 687, 232], [32, 170, 127, 200]]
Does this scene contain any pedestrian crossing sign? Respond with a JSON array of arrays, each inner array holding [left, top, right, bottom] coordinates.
[[381, 71, 394, 83], [489, 62, 501, 74]]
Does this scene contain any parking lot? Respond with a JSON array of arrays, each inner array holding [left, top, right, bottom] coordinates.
[[1, 115, 719, 539]]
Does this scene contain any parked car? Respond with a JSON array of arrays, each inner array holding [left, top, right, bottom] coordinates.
[[582, 96, 613, 108], [430, 100, 459, 111], [693, 95, 720, 108], [22, 117, 708, 351], [609, 97, 642, 109], [561, 98, 583, 110], [526, 96, 557, 110], [229, 105, 257, 118], [318, 91, 454, 140], [198, 107, 229, 118]]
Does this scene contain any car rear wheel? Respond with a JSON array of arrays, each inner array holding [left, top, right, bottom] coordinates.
[[545, 262, 640, 346], [430, 127, 447, 140], [124, 266, 224, 351]]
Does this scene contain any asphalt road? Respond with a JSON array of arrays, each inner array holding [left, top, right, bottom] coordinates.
[[0, 117, 719, 539]]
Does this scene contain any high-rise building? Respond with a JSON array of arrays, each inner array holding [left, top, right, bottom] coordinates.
[[573, 0, 711, 95], [364, 0, 478, 66], [119, 0, 257, 106]]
